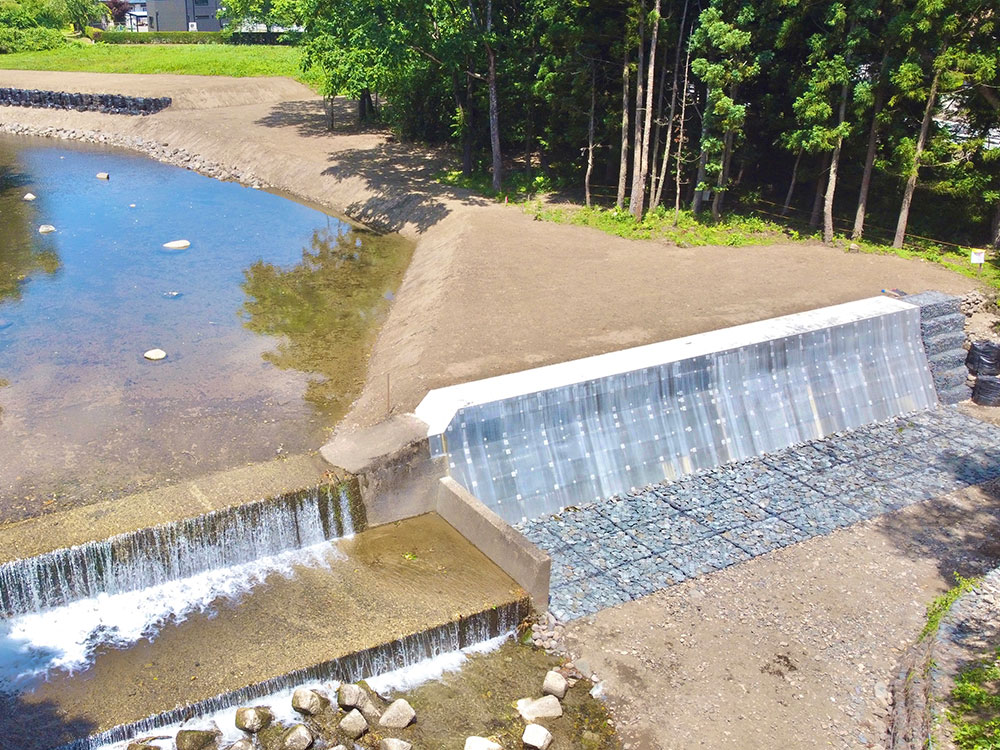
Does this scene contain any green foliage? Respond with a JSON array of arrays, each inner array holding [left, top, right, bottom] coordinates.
[[921, 574, 981, 642], [93, 30, 223, 43], [436, 169, 559, 199], [0, 24, 64, 52], [947, 647, 1000, 749], [0, 43, 323, 87]]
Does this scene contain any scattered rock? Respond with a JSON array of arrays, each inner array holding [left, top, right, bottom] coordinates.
[[379, 698, 416, 729], [848, 242, 860, 253], [522, 723, 554, 750], [38, 224, 55, 234], [163, 291, 182, 298], [379, 740, 412, 750], [224, 741, 253, 750], [96, 172, 109, 180], [127, 742, 162, 750], [144, 348, 167, 361], [234, 706, 273, 733], [163, 239, 191, 250], [22, 192, 35, 201], [339, 708, 368, 739], [542, 670, 568, 699], [175, 729, 221, 750], [338, 682, 380, 722], [280, 724, 314, 750], [516, 695, 563, 722], [464, 738, 502, 750], [291, 687, 327, 716]]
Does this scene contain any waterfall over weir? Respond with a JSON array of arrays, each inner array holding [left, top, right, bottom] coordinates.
[[61, 599, 529, 750], [0, 484, 363, 618], [417, 297, 940, 522]]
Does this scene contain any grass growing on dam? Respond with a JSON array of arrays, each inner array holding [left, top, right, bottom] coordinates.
[[0, 44, 324, 89]]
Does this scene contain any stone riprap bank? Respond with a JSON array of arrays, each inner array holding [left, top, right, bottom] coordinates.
[[0, 88, 171, 115], [417, 296, 950, 522], [517, 407, 1000, 620]]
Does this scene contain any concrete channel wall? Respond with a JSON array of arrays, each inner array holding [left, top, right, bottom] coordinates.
[[415, 296, 948, 523]]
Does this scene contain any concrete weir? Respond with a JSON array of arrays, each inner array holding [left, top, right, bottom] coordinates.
[[415, 295, 957, 522]]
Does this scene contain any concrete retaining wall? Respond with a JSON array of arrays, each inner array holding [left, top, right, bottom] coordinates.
[[0, 88, 171, 116]]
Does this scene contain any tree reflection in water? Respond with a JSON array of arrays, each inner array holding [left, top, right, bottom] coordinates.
[[240, 224, 412, 419]]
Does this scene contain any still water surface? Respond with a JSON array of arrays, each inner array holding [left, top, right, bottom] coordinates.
[[0, 135, 412, 521]]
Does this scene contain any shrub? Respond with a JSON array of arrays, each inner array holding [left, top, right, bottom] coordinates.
[[0, 24, 65, 52], [94, 29, 223, 43]]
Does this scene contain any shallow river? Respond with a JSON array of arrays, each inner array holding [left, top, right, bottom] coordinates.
[[0, 135, 411, 521]]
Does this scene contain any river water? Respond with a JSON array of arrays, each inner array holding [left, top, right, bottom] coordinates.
[[0, 135, 412, 521]]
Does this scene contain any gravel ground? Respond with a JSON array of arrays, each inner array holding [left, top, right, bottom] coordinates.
[[518, 407, 1000, 621]]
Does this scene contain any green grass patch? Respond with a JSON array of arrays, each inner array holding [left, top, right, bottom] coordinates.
[[0, 43, 324, 89], [922, 573, 981, 642], [435, 168, 559, 200], [948, 647, 1000, 749], [526, 202, 804, 247]]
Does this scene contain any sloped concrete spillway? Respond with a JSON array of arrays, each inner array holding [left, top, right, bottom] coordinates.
[[0, 486, 526, 750], [417, 296, 945, 522]]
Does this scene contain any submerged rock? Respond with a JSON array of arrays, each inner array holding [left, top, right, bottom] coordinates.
[[144, 348, 167, 361], [234, 706, 273, 733], [38, 224, 55, 234], [339, 708, 368, 739], [379, 740, 412, 750], [175, 729, 221, 750], [280, 724, 314, 750], [542, 670, 568, 699], [464, 738, 502, 750], [96, 172, 110, 180], [162, 239, 191, 250], [522, 723, 553, 750], [22, 192, 35, 201], [516, 695, 562, 722], [379, 698, 416, 729], [291, 687, 328, 716]]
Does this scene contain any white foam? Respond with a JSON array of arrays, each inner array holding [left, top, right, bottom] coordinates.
[[90, 632, 513, 750], [0, 541, 341, 685]]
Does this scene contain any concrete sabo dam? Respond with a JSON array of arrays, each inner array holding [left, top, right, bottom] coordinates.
[[0, 290, 986, 748]]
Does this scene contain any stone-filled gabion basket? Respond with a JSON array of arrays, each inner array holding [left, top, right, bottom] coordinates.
[[0, 88, 171, 116]]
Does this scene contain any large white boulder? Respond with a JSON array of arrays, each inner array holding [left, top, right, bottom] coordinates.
[[379, 698, 416, 729], [522, 723, 553, 750], [516, 695, 562, 722], [339, 709, 368, 739], [542, 670, 568, 699], [464, 738, 502, 750]]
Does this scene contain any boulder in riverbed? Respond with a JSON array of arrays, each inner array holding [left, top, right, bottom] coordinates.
[[339, 708, 368, 739], [292, 687, 328, 716], [379, 698, 416, 729], [464, 738, 502, 750], [280, 724, 314, 750], [523, 723, 553, 750], [38, 224, 55, 234], [516, 695, 562, 722], [224, 741, 253, 750], [542, 670, 568, 699], [379, 740, 412, 750], [175, 729, 221, 750], [234, 706, 273, 733]]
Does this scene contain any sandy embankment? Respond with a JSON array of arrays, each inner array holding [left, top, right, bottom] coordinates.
[[0, 71, 977, 438]]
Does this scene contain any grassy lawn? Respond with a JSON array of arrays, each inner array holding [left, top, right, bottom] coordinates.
[[0, 43, 324, 89]]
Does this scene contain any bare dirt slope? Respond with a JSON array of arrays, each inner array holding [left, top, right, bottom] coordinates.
[[563, 482, 1000, 750], [0, 71, 977, 435]]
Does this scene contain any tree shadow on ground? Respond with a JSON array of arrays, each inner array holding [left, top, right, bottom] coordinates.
[[0, 690, 97, 750], [253, 96, 490, 234], [876, 471, 1000, 587]]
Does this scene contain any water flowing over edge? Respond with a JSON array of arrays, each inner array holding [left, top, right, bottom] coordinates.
[[57, 598, 529, 750], [0, 483, 365, 618]]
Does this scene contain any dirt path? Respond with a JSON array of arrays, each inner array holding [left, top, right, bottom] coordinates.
[[563, 481, 1000, 750], [0, 70, 978, 439]]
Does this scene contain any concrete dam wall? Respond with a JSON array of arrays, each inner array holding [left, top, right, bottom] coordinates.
[[417, 296, 955, 523]]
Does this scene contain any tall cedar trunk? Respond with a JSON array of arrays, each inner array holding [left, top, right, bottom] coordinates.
[[524, 102, 533, 179], [691, 149, 707, 211], [586, 65, 596, 208], [711, 129, 733, 222], [823, 82, 850, 245], [616, 48, 631, 210], [992, 202, 1000, 249], [810, 153, 829, 228], [648, 40, 668, 205], [653, 0, 690, 209], [893, 70, 940, 248], [464, 67, 475, 176], [632, 0, 662, 220], [852, 52, 890, 240], [673, 44, 691, 226], [487, 44, 502, 193], [782, 148, 803, 215], [629, 0, 647, 211]]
